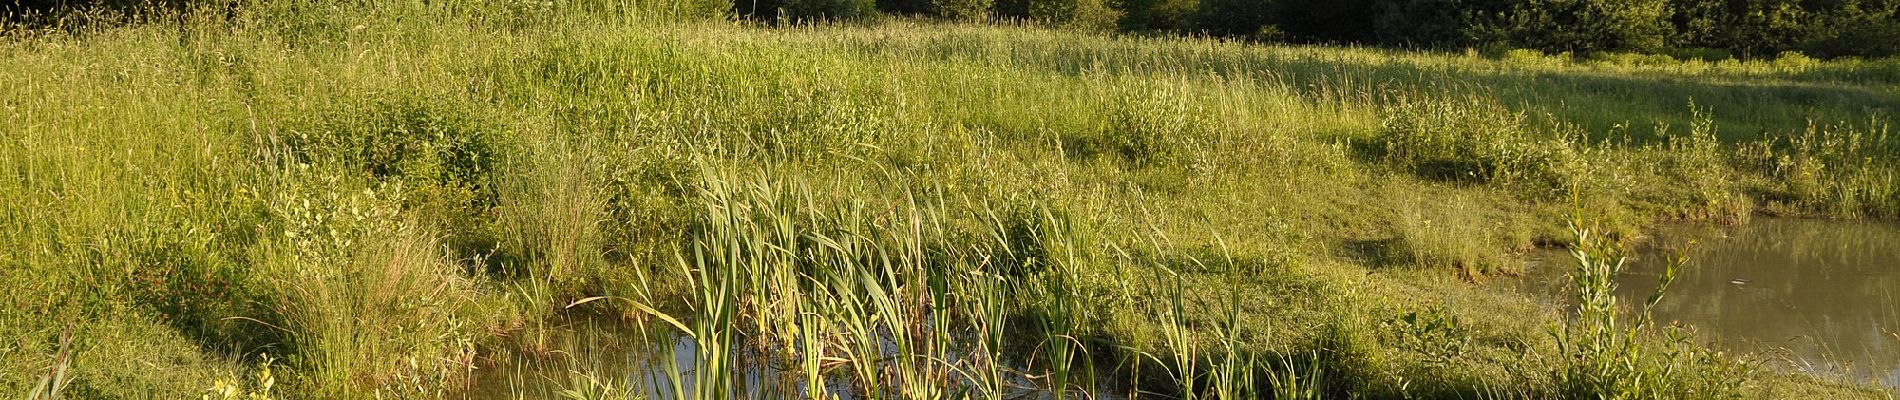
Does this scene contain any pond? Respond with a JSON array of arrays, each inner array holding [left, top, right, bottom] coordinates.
[[461, 321, 1118, 399], [1517, 219, 1900, 388]]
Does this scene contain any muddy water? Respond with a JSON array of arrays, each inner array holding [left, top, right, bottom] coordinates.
[[463, 323, 1117, 399], [1518, 219, 1900, 387]]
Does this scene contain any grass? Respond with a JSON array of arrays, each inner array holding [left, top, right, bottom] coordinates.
[[1, 1, 1897, 398], [1552, 210, 1748, 399]]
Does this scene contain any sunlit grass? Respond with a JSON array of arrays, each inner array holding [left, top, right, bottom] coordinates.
[[0, 1, 1895, 398]]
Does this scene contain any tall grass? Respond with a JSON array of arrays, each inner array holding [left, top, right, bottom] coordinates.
[[258, 174, 479, 396], [1, 1, 1895, 398], [1552, 209, 1751, 399]]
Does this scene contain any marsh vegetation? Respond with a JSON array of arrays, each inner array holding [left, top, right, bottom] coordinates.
[[2, 1, 1898, 398]]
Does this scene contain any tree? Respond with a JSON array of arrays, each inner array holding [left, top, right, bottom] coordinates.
[[1190, 0, 1274, 38], [1119, 0, 1198, 31], [1481, 0, 1674, 53], [1371, 0, 1512, 47], [1271, 0, 1379, 43], [1029, 0, 1122, 30], [935, 0, 995, 21]]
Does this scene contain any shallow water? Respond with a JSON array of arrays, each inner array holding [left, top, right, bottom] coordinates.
[[1517, 219, 1900, 387], [463, 323, 1122, 399]]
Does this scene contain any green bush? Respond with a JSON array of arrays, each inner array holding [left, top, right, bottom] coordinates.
[[1802, 20, 1900, 59], [1554, 223, 1751, 399], [934, 0, 995, 21], [1372, 97, 1567, 188], [1672, 0, 1812, 58], [1117, 0, 1197, 31], [1189, 0, 1272, 37], [1662, 47, 1733, 62], [1495, 47, 1575, 68], [1586, 51, 1680, 67], [781, 0, 882, 21], [1740, 123, 1900, 218], [1270, 0, 1379, 43], [1479, 0, 1675, 53], [119, 232, 270, 353], [1369, 0, 1506, 47], [259, 175, 479, 396], [1028, 0, 1122, 30], [877, 0, 935, 15], [282, 98, 508, 260], [2, 0, 233, 29], [738, 0, 880, 22]]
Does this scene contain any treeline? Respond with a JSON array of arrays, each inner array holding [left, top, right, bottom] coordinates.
[[8, 0, 1900, 58], [741, 0, 1900, 58]]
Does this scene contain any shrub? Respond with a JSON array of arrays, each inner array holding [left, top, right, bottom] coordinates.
[[934, 0, 995, 21], [1662, 47, 1733, 62], [1369, 0, 1505, 47], [876, 0, 935, 15], [1802, 20, 1900, 59], [1739, 123, 1900, 218], [280, 98, 508, 262], [1772, 50, 1818, 70], [1495, 47, 1574, 68], [1060, 85, 1214, 170], [1671, 0, 1812, 58], [781, 0, 882, 21], [1270, 0, 1379, 43], [1554, 221, 1751, 399], [1189, 0, 1272, 37], [1477, 0, 1675, 54], [1028, 0, 1121, 30], [1, 0, 234, 29], [1117, 0, 1196, 31], [1371, 97, 1568, 188], [738, 0, 879, 22], [259, 176, 478, 396], [1586, 51, 1680, 68], [1103, 86, 1210, 168], [119, 232, 269, 353]]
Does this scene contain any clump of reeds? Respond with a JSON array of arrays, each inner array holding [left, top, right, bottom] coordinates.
[[1552, 207, 1750, 399]]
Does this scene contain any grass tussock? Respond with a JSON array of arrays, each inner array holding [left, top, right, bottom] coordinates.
[[0, 2, 1896, 398]]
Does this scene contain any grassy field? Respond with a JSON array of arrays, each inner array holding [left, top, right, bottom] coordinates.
[[2, 1, 1897, 398]]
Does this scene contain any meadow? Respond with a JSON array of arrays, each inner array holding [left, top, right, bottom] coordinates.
[[2, 1, 1898, 398]]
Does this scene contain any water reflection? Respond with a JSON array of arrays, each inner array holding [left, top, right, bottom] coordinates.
[[464, 323, 1120, 399], [1519, 219, 1900, 388]]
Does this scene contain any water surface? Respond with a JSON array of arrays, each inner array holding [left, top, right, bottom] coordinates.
[[1519, 219, 1900, 387]]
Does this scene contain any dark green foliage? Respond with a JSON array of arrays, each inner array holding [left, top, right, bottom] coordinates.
[[1116, 0, 1195, 31], [1270, 0, 1378, 43], [1674, 0, 1812, 58], [115, 230, 277, 355], [280, 98, 509, 262], [1803, 19, 1900, 58], [1166, 0, 1900, 58], [783, 0, 880, 21], [1029, 0, 1121, 30], [1371, 98, 1567, 187], [1188, 0, 1273, 37], [738, 0, 879, 21], [876, 0, 933, 15], [1369, 0, 1506, 47], [1483, 0, 1675, 53], [12, 0, 1895, 58], [3, 0, 210, 18], [933, 0, 993, 21], [1739, 123, 1900, 219]]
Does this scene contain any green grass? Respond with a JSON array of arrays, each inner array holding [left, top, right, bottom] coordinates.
[[2, 1, 1897, 398]]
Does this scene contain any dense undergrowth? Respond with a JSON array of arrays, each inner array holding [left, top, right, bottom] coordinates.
[[2, 1, 1897, 398]]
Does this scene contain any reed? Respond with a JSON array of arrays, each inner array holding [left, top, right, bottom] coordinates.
[[2, 1, 1894, 398]]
